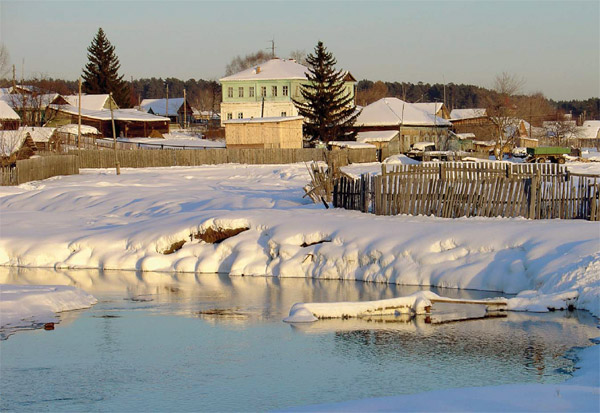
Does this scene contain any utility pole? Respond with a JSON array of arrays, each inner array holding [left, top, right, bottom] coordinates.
[[166, 83, 169, 124], [78, 78, 82, 151], [12, 65, 16, 90], [268, 38, 275, 58], [109, 92, 120, 175]]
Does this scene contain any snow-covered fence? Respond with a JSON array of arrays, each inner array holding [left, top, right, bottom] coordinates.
[[71, 147, 377, 168], [0, 155, 80, 185], [334, 162, 600, 221]]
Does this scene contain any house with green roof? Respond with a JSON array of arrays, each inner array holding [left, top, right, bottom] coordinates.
[[219, 58, 356, 126]]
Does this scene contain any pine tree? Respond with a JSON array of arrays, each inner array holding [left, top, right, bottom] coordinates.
[[292, 41, 360, 145], [82, 28, 130, 107]]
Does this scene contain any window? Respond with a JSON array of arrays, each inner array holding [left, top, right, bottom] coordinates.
[[227, 87, 233, 98], [238, 87, 244, 98], [272, 86, 277, 97], [282, 86, 288, 96], [261, 86, 267, 97], [227, 113, 233, 120], [238, 112, 243, 119], [249, 87, 255, 97], [281, 111, 287, 117]]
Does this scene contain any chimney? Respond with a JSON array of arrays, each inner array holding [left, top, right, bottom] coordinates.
[[256, 66, 261, 74]]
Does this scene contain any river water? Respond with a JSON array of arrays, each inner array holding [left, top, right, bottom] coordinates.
[[0, 268, 598, 412]]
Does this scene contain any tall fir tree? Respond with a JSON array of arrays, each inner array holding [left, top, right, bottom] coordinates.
[[82, 28, 130, 107], [292, 41, 360, 145]]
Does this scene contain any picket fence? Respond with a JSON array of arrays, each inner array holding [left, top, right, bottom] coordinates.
[[333, 162, 600, 221]]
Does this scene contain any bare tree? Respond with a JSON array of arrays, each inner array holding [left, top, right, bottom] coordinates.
[[486, 72, 526, 159], [225, 50, 270, 76], [0, 44, 9, 80], [289, 49, 307, 65], [544, 112, 579, 146], [356, 81, 388, 106]]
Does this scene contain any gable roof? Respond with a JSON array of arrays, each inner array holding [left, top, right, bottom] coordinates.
[[412, 102, 444, 114], [140, 98, 186, 117], [0, 100, 20, 120], [0, 129, 31, 156], [220, 58, 310, 82], [450, 108, 487, 121], [356, 130, 399, 143], [49, 104, 170, 122], [19, 126, 56, 143], [63, 94, 113, 111], [355, 98, 451, 127]]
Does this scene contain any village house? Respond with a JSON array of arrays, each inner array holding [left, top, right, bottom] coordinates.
[[223, 116, 303, 149], [0, 100, 20, 130], [354, 97, 451, 153], [140, 98, 195, 127], [1, 92, 59, 126], [219, 58, 357, 125], [46, 104, 170, 138], [0, 128, 37, 162], [413, 102, 451, 119], [18, 126, 59, 151], [51, 94, 117, 111]]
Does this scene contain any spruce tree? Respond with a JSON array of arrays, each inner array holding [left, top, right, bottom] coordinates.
[[82, 28, 130, 107], [292, 41, 360, 145]]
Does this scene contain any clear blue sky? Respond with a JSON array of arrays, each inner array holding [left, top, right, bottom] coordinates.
[[1, 0, 598, 100]]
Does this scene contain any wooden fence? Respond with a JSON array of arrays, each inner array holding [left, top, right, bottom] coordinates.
[[0, 155, 80, 186], [71, 147, 377, 169], [333, 162, 600, 221]]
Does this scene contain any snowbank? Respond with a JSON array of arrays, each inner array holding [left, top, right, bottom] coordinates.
[[0, 164, 598, 316], [284, 340, 600, 412], [0, 284, 97, 336]]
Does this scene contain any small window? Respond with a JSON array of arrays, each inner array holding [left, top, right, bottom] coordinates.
[[238, 112, 243, 119], [261, 86, 267, 97], [281, 111, 287, 117], [249, 87, 255, 97], [272, 86, 277, 97], [238, 87, 244, 98], [227, 113, 233, 120], [227, 87, 233, 98], [282, 86, 288, 96]]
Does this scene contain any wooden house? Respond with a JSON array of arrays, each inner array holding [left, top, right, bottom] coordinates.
[[224, 116, 303, 149], [51, 94, 117, 111], [0, 100, 20, 130], [140, 98, 195, 126], [0, 129, 38, 162], [20, 127, 59, 151]]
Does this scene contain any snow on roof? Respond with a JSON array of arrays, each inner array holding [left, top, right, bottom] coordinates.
[[356, 130, 399, 143], [19, 126, 55, 143], [1, 93, 59, 109], [328, 141, 376, 149], [56, 124, 100, 135], [119, 136, 226, 148], [64, 94, 111, 111], [355, 98, 451, 127], [220, 58, 310, 82], [450, 108, 487, 121], [576, 123, 600, 139], [0, 100, 20, 120], [452, 132, 476, 139], [223, 115, 303, 124], [50, 104, 170, 122], [0, 129, 29, 156], [412, 102, 444, 114], [140, 98, 186, 117]]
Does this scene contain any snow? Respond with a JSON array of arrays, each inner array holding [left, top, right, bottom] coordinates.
[[63, 94, 110, 111], [223, 115, 303, 124], [119, 135, 226, 148], [0, 162, 598, 318], [356, 130, 399, 143], [355, 98, 451, 127], [0, 129, 28, 156], [220, 58, 309, 81], [140, 98, 185, 117], [0, 284, 97, 337], [0, 100, 20, 120], [286, 340, 599, 412], [328, 141, 376, 149], [56, 124, 100, 135], [578, 121, 600, 139], [450, 108, 487, 120], [49, 104, 169, 121], [19, 126, 55, 143], [412, 102, 444, 115]]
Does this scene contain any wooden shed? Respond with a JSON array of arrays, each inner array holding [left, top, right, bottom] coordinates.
[[224, 116, 303, 149], [0, 100, 21, 130]]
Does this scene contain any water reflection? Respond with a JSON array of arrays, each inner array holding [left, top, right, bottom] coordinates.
[[0, 267, 598, 412]]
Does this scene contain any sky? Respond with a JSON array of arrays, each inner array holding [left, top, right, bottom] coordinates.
[[0, 0, 598, 101]]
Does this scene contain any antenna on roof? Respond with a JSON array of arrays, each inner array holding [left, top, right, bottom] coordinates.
[[267, 38, 276, 58]]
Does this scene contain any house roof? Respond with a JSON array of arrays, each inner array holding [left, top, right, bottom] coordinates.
[[0, 100, 20, 120], [356, 130, 399, 143], [0, 129, 29, 156], [223, 115, 303, 124], [140, 98, 186, 117], [19, 126, 56, 143], [1, 93, 59, 109], [355, 98, 451, 127], [450, 108, 487, 121], [577, 121, 600, 139], [328, 141, 376, 149], [63, 94, 112, 111], [412, 102, 444, 114], [49, 104, 170, 122], [220, 58, 310, 82], [56, 124, 101, 135]]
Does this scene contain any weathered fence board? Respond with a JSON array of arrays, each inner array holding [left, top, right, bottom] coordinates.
[[0, 155, 80, 186]]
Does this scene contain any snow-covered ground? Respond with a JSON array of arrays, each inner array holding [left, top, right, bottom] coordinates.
[[0, 284, 97, 338], [0, 161, 598, 316]]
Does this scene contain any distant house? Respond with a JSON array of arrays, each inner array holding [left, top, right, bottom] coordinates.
[[0, 129, 37, 161], [140, 98, 195, 126], [1, 92, 59, 126], [450, 108, 488, 124], [354, 98, 451, 152], [356, 130, 401, 155], [51, 94, 117, 111], [19, 126, 58, 151], [412, 102, 450, 119], [46, 104, 170, 138], [219, 58, 357, 126], [0, 100, 20, 130], [223, 116, 303, 149]]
